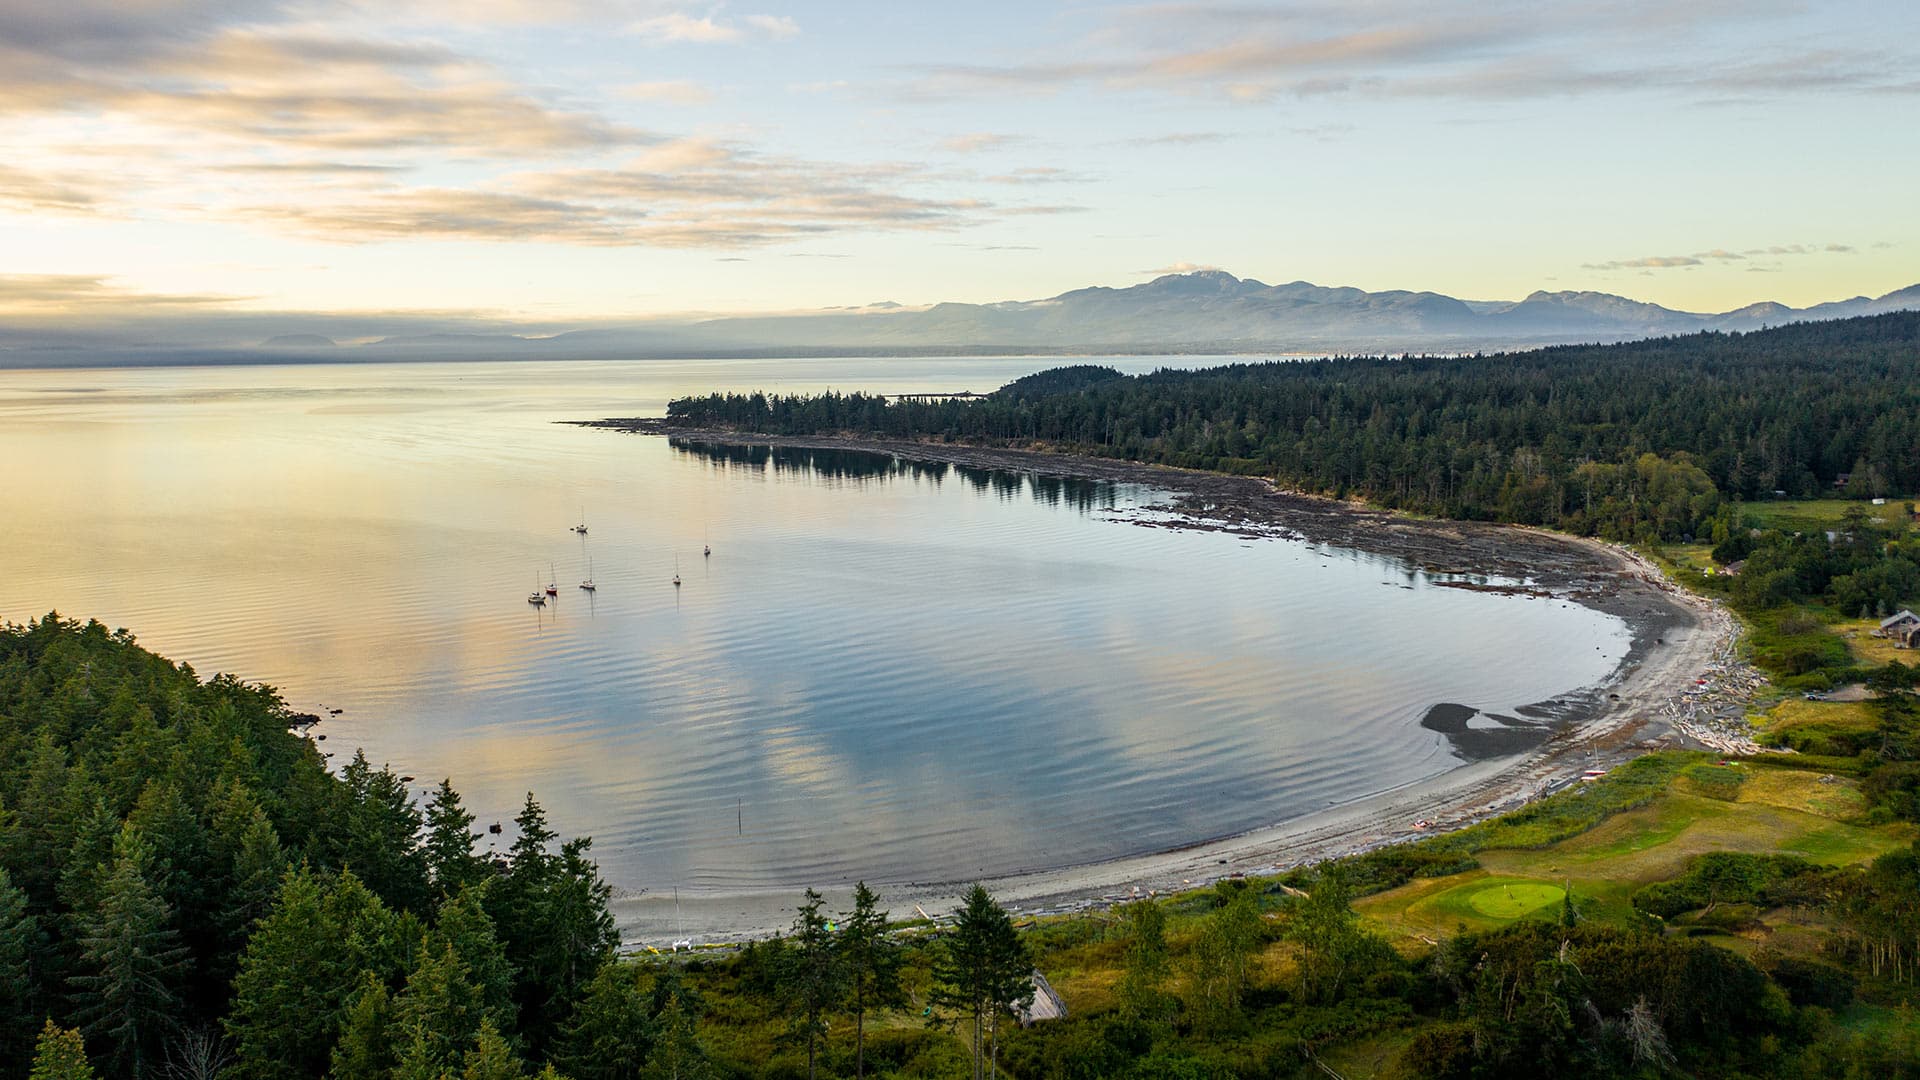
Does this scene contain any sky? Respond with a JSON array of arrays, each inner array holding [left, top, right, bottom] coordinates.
[[1, 0, 1916, 328]]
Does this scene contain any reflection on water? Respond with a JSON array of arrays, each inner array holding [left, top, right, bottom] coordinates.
[[672, 440, 1123, 512], [0, 359, 1630, 896]]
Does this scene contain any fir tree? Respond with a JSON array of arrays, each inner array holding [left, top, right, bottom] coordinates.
[[554, 962, 656, 1080], [780, 889, 843, 1080], [328, 974, 393, 1080], [226, 868, 413, 1080], [424, 781, 487, 898], [336, 752, 431, 915], [461, 1020, 526, 1080], [928, 885, 1031, 1080], [640, 984, 711, 1080], [391, 940, 489, 1075], [838, 882, 904, 1080], [0, 867, 43, 1065], [29, 1020, 95, 1080], [68, 830, 188, 1079], [434, 885, 517, 1035]]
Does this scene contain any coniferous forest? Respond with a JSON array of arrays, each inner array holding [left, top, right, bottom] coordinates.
[[667, 312, 1920, 544]]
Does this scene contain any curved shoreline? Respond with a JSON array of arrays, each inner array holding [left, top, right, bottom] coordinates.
[[579, 420, 1737, 945]]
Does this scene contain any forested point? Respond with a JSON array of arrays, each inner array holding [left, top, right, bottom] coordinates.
[[666, 312, 1920, 544], [3, 617, 1919, 1078]]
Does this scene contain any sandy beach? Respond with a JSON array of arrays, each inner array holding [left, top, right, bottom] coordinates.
[[581, 421, 1741, 947]]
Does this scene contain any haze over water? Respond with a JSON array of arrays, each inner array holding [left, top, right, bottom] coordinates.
[[1, 358, 1629, 895]]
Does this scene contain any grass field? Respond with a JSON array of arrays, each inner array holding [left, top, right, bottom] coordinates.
[[1832, 617, 1917, 666], [1743, 498, 1913, 534], [1352, 764, 1915, 948]]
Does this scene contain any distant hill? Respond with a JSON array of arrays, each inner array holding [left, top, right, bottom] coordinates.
[[562, 271, 1920, 355], [7, 271, 1919, 366], [648, 271, 1920, 353]]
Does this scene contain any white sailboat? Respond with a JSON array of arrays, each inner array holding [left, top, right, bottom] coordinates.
[[527, 572, 546, 605], [570, 507, 588, 535], [579, 554, 596, 591]]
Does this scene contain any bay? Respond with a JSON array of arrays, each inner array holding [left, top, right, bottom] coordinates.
[[0, 357, 1629, 895]]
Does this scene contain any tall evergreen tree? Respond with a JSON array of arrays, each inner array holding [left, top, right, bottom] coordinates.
[[460, 1020, 525, 1080], [226, 868, 415, 1080], [434, 885, 517, 1036], [0, 867, 43, 1066], [554, 962, 656, 1080], [424, 781, 487, 898], [68, 831, 188, 1080], [335, 752, 432, 915], [929, 885, 1032, 1080], [391, 940, 489, 1076], [640, 983, 711, 1080], [780, 889, 843, 1080], [328, 974, 394, 1080], [838, 882, 904, 1080], [489, 803, 616, 1058]]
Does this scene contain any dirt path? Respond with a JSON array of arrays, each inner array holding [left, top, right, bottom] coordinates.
[[580, 419, 1746, 944]]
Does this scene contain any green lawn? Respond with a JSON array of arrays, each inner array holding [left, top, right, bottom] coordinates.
[[1353, 767, 1915, 949], [1464, 881, 1565, 918], [1743, 498, 1912, 534]]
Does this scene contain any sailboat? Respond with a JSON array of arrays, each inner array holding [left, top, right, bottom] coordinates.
[[579, 554, 596, 591], [527, 572, 547, 605], [570, 508, 588, 535], [545, 562, 559, 596], [672, 555, 681, 588]]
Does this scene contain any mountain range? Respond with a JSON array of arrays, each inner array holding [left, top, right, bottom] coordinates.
[[6, 271, 1919, 365], [345, 272, 1920, 357]]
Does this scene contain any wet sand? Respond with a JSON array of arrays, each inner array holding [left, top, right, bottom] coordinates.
[[576, 420, 1734, 945]]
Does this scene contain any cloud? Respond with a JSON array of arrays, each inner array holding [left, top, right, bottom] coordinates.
[[213, 161, 411, 175], [0, 273, 242, 317], [743, 14, 799, 38], [0, 26, 637, 156], [237, 189, 645, 246], [1583, 256, 1701, 270], [890, 1, 1917, 106], [1586, 242, 1859, 271], [1124, 132, 1231, 146], [0, 163, 107, 213], [1139, 262, 1220, 275], [0, 0, 1050, 257], [616, 80, 715, 105], [998, 204, 1088, 216], [627, 12, 798, 44], [232, 140, 1031, 249], [982, 167, 1085, 185], [0, 0, 290, 60], [940, 132, 1024, 153]]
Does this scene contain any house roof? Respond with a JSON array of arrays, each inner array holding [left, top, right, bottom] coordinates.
[[1019, 970, 1068, 1024], [1881, 610, 1919, 629]]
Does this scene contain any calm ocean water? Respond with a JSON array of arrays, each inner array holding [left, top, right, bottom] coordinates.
[[0, 357, 1629, 893]]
